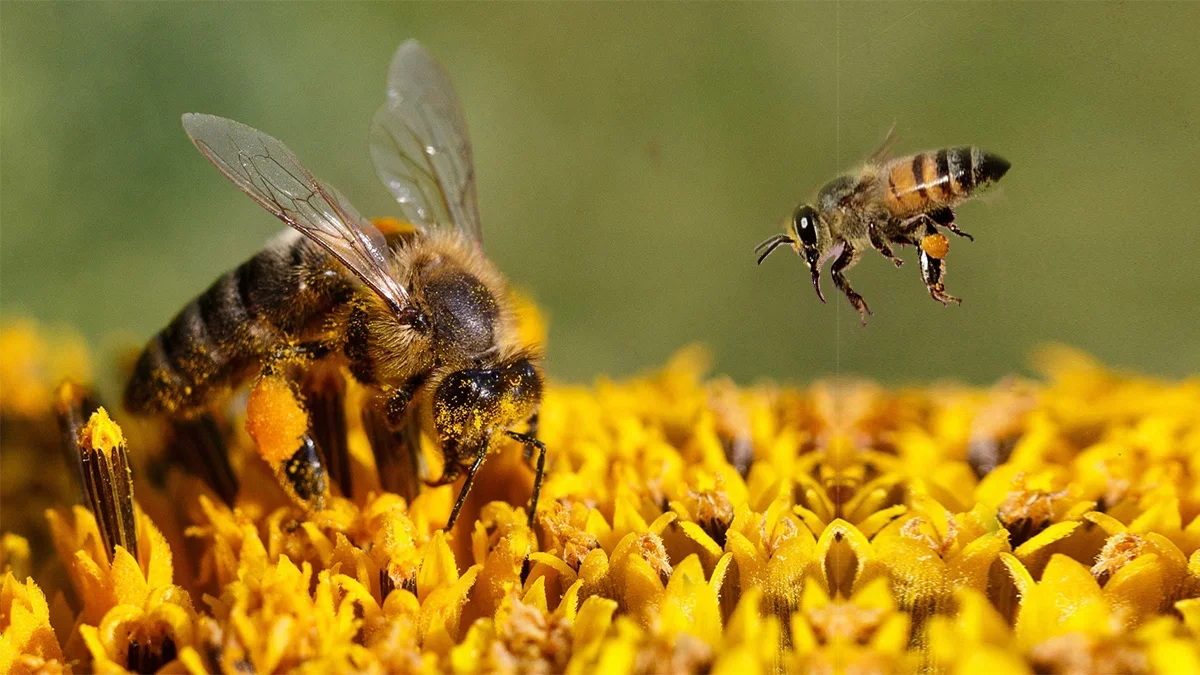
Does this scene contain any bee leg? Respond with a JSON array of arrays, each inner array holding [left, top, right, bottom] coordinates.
[[264, 340, 335, 375], [919, 245, 962, 306], [445, 442, 490, 530], [506, 429, 547, 528], [830, 244, 872, 325], [281, 434, 328, 511], [382, 376, 426, 429], [868, 222, 904, 267], [929, 207, 973, 241], [303, 365, 351, 498], [363, 388, 425, 502], [520, 413, 540, 463]]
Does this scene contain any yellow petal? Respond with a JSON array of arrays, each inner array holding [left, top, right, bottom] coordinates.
[[573, 595, 618, 653], [1013, 554, 1111, 648], [419, 564, 480, 647], [417, 531, 459, 602], [661, 554, 721, 646]]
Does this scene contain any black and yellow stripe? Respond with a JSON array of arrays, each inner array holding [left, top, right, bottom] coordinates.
[[884, 147, 1010, 216], [124, 234, 350, 417]]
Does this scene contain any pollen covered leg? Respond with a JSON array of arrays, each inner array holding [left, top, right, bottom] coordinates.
[[868, 222, 904, 267], [245, 374, 329, 511], [918, 228, 962, 306], [830, 244, 872, 325]]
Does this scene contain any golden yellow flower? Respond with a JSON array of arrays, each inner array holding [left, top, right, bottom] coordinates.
[[4, 316, 1200, 673]]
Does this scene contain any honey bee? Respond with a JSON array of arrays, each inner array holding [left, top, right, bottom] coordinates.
[[756, 130, 1010, 323], [123, 41, 546, 529]]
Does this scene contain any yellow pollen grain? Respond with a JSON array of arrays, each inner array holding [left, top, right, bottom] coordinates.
[[246, 376, 308, 464], [921, 233, 950, 259], [371, 216, 421, 238], [80, 407, 125, 454]]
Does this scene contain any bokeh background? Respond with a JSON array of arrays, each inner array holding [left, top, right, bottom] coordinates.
[[3, 2, 1198, 389]]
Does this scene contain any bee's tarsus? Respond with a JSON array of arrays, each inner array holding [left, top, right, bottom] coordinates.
[[946, 224, 974, 241], [919, 247, 962, 307]]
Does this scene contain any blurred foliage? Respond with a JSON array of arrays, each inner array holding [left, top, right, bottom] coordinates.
[[2, 2, 1198, 388]]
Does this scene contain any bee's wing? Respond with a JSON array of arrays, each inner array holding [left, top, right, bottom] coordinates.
[[182, 113, 413, 316], [867, 123, 899, 166], [369, 40, 482, 245]]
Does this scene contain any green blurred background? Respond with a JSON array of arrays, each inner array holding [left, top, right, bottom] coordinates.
[[2, 2, 1198, 387]]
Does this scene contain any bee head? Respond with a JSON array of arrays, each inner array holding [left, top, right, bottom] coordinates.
[[432, 357, 542, 451], [754, 203, 828, 303]]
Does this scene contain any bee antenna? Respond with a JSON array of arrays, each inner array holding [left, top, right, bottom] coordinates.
[[754, 235, 793, 265]]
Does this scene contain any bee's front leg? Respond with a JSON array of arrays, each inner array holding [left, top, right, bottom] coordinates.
[[519, 412, 540, 462], [444, 440, 491, 530], [830, 244, 872, 325], [506, 426, 547, 528]]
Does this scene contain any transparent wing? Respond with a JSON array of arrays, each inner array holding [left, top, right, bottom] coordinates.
[[182, 113, 412, 315], [867, 123, 899, 166], [370, 40, 481, 244]]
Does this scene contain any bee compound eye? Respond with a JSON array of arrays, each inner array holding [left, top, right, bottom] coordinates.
[[794, 207, 819, 248]]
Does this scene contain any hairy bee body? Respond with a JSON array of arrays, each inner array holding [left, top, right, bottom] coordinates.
[[125, 226, 518, 421], [757, 132, 1010, 322], [125, 230, 352, 417]]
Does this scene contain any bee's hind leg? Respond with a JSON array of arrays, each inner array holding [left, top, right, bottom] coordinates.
[[915, 225, 962, 306], [928, 207, 973, 241], [264, 340, 336, 375], [830, 244, 872, 325], [868, 222, 904, 268]]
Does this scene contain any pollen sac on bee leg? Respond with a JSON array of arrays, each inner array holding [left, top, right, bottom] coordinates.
[[246, 374, 329, 511], [302, 363, 351, 499]]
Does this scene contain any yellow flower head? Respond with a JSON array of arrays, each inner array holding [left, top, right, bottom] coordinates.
[[4, 318, 1200, 673]]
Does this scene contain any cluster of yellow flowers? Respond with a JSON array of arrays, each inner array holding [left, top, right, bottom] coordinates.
[[3, 318, 1200, 674]]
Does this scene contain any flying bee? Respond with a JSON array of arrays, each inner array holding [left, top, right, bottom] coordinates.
[[123, 41, 546, 529], [756, 130, 1010, 323]]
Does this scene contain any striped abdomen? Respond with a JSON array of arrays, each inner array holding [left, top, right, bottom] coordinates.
[[883, 147, 1010, 216], [124, 232, 351, 417]]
